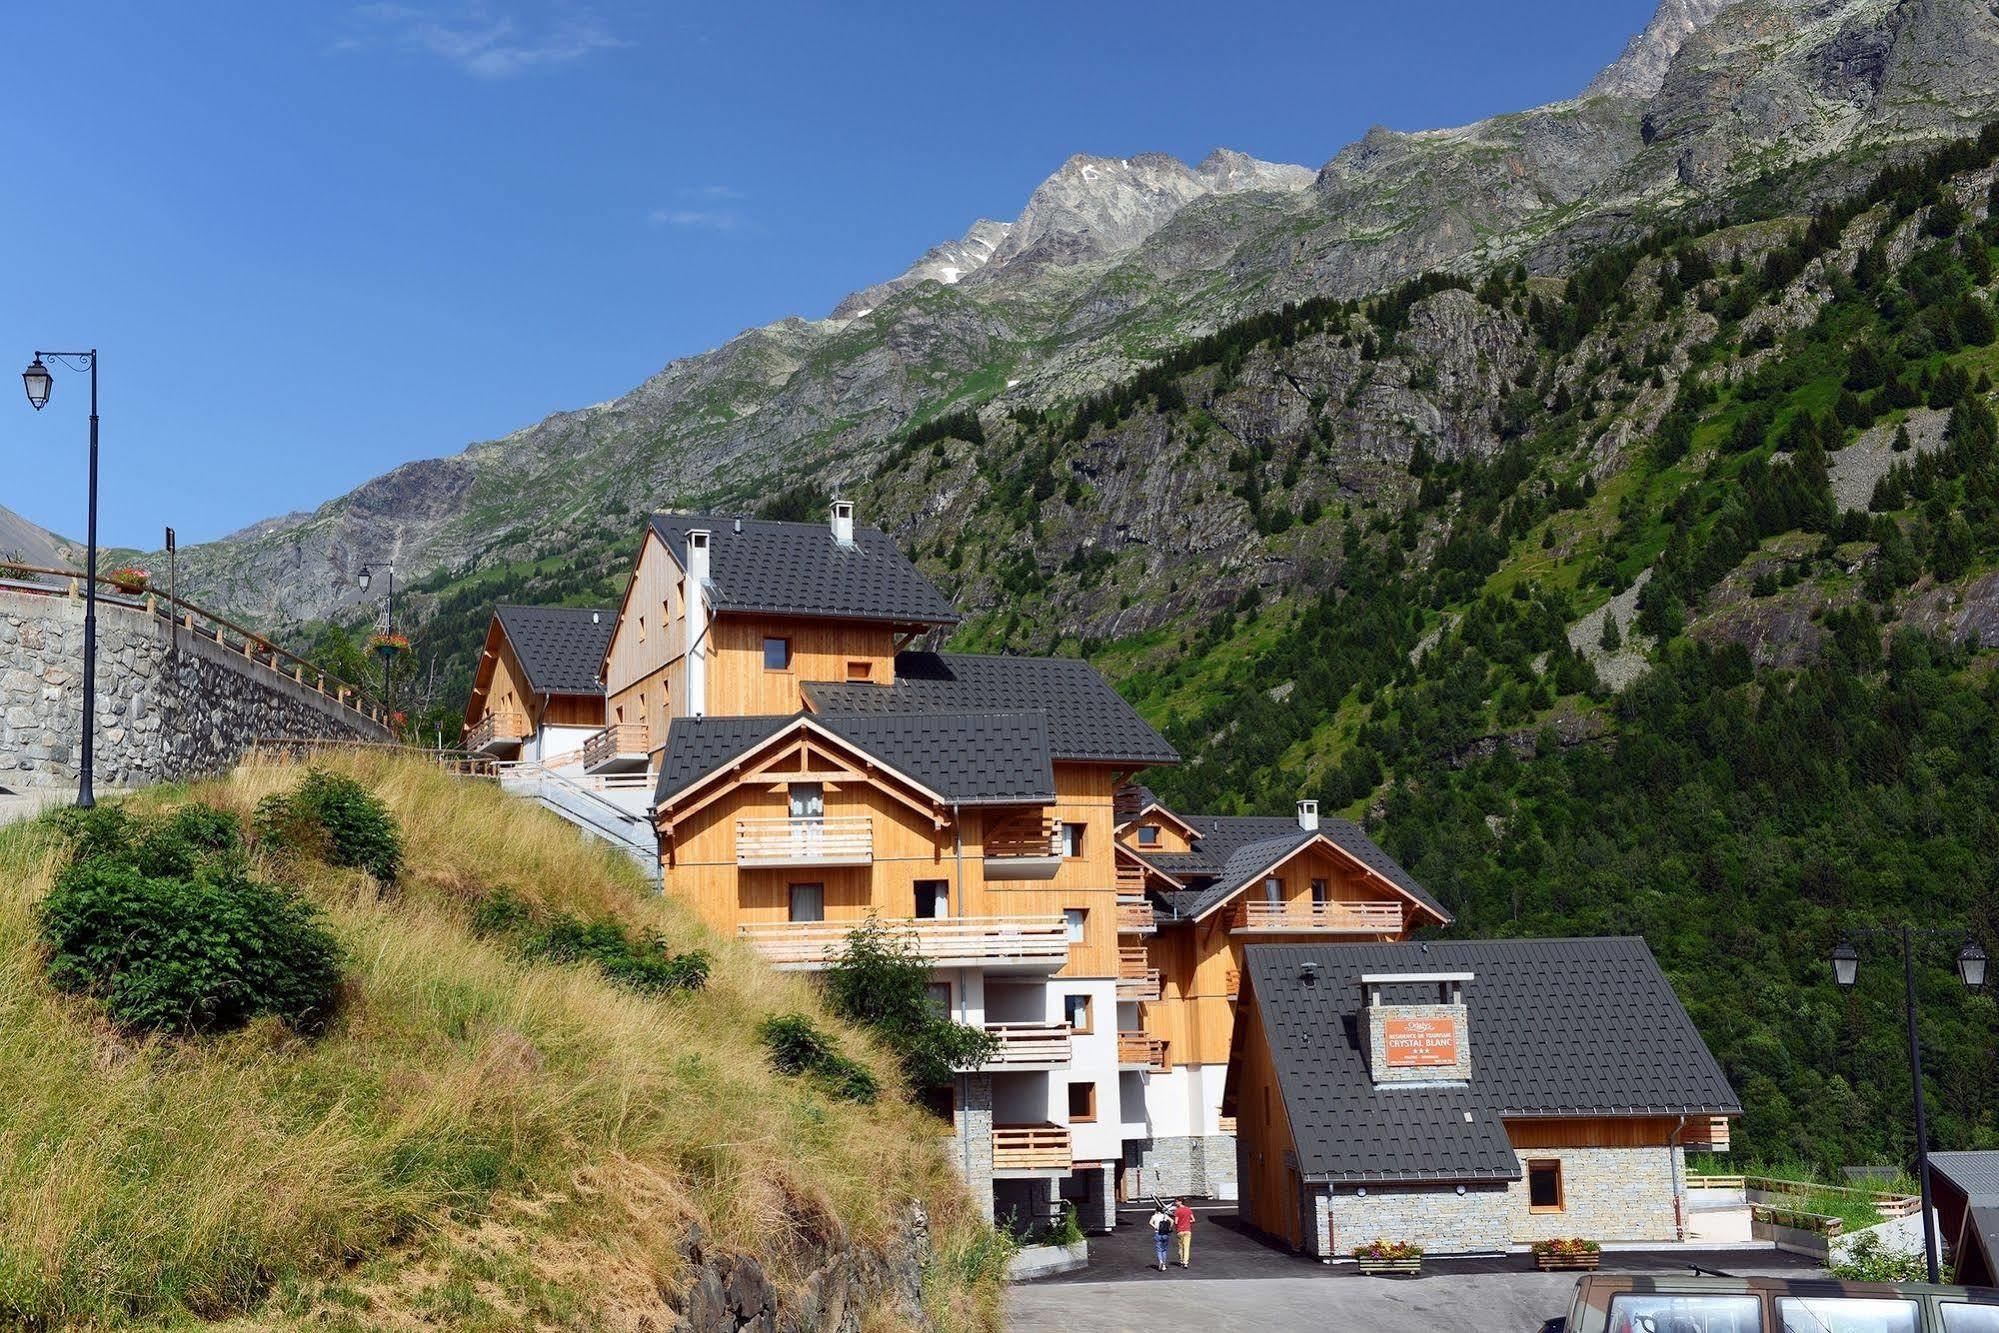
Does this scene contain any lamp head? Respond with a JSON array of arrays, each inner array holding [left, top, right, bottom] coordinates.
[[357, 564, 372, 593], [22, 358, 52, 411], [1832, 939, 1860, 990], [1958, 939, 1988, 992]]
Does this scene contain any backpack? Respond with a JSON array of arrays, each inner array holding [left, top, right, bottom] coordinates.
[[1153, 1213, 1173, 1236]]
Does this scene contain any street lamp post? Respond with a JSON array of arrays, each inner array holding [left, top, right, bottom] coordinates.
[[21, 351, 101, 808], [1831, 926, 1989, 1284], [357, 561, 396, 713]]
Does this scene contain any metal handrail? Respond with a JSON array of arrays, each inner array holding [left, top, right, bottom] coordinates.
[[2, 563, 389, 726]]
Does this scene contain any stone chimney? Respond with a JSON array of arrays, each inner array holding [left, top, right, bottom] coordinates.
[[1359, 972, 1473, 1086], [685, 529, 710, 718], [1297, 799, 1319, 831], [830, 499, 855, 548]]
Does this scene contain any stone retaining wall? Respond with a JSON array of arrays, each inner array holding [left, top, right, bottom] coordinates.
[[0, 585, 391, 791]]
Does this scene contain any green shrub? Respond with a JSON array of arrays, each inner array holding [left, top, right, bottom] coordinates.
[[50, 801, 246, 879], [756, 1013, 878, 1103], [1830, 1231, 1927, 1283], [39, 858, 342, 1034], [256, 769, 403, 883], [825, 917, 998, 1089], [472, 891, 709, 997]]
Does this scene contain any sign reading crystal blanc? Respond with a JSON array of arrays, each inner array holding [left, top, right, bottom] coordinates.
[[1383, 1015, 1459, 1068]]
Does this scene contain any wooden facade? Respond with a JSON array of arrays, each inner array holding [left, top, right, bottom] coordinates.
[[1228, 997, 1304, 1249], [462, 612, 606, 741], [603, 530, 682, 751]]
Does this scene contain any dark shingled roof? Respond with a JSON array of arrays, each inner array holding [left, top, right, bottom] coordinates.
[[493, 605, 617, 696], [1237, 938, 1740, 1184], [802, 651, 1178, 766], [654, 711, 1055, 806], [1143, 814, 1451, 925], [1931, 1153, 1999, 1205], [650, 514, 958, 626]]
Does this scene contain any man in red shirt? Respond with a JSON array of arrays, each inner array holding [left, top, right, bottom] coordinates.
[[1172, 1198, 1196, 1267]]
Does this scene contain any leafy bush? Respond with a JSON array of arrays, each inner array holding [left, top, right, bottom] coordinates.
[[256, 769, 403, 883], [1532, 1237, 1601, 1256], [39, 856, 341, 1035], [756, 1013, 879, 1103], [471, 889, 709, 996], [825, 916, 998, 1088], [1351, 1238, 1424, 1261], [1830, 1231, 1927, 1283]]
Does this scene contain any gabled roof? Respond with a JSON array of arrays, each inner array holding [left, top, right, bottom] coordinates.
[[653, 710, 1056, 808], [802, 651, 1178, 766], [1143, 814, 1452, 926], [1236, 938, 1740, 1184], [648, 514, 959, 626], [1931, 1153, 1999, 1205], [492, 605, 617, 696]]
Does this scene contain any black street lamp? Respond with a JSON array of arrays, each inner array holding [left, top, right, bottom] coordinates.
[[21, 350, 101, 808], [1831, 925, 1988, 1283], [357, 561, 396, 713]]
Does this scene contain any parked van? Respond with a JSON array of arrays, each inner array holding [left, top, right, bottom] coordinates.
[[1546, 1274, 1999, 1332]]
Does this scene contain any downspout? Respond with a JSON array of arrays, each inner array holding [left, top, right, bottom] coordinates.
[[952, 801, 973, 1186], [1668, 1115, 1689, 1242]]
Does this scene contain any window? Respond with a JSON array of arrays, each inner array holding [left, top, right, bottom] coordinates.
[[1060, 822, 1086, 858], [1066, 1081, 1096, 1123], [787, 883, 823, 923], [788, 782, 824, 821], [1526, 1159, 1563, 1213], [1063, 908, 1087, 942], [1262, 876, 1282, 904], [915, 880, 948, 919], [1137, 824, 1160, 847], [1311, 878, 1330, 907], [1943, 1306, 1999, 1332], [1778, 1298, 1918, 1333], [1063, 994, 1093, 1035], [763, 637, 790, 670], [925, 981, 953, 1014], [1608, 1295, 1761, 1333], [845, 660, 872, 682]]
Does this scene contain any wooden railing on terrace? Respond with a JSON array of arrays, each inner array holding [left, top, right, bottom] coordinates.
[[992, 1124, 1072, 1173], [1, 564, 391, 730], [582, 722, 650, 770], [1117, 1031, 1170, 1071], [466, 709, 528, 753], [984, 815, 1061, 860], [1117, 946, 1162, 1001], [740, 916, 1070, 971], [735, 816, 873, 866], [1232, 899, 1405, 935], [1116, 861, 1148, 895], [1116, 894, 1156, 933], [979, 1022, 1074, 1069]]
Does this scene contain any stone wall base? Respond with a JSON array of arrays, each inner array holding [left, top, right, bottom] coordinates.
[[1121, 1134, 1238, 1201]]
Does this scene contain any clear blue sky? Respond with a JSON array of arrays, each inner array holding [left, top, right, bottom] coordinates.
[[1, 1, 1655, 549]]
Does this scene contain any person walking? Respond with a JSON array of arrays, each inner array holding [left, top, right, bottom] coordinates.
[[1172, 1198, 1195, 1268], [1147, 1201, 1174, 1271]]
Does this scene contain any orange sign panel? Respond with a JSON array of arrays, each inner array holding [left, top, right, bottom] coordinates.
[[1383, 1016, 1459, 1068]]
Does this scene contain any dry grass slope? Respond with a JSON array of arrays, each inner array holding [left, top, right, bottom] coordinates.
[[0, 748, 1006, 1331]]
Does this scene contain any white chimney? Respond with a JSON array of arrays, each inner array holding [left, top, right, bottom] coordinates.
[[831, 499, 855, 548], [1297, 799, 1319, 831], [591, 611, 600, 624], [685, 529, 711, 718]]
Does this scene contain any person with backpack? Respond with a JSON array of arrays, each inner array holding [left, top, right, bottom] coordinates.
[[1147, 1201, 1174, 1271]]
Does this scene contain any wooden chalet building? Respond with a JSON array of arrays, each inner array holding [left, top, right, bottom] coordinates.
[[1224, 938, 1740, 1257], [462, 604, 617, 763]]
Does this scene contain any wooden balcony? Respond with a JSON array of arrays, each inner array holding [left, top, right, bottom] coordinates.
[[466, 709, 528, 756], [735, 816, 873, 867], [1116, 860, 1148, 894], [1231, 899, 1404, 936], [993, 1123, 1072, 1176], [1217, 1115, 1237, 1134], [1117, 1031, 1170, 1072], [977, 1021, 1073, 1071], [582, 722, 651, 773], [739, 916, 1070, 973], [982, 815, 1062, 880], [1116, 894, 1156, 934], [1117, 946, 1162, 1001]]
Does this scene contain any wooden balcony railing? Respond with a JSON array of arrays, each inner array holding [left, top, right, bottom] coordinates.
[[1116, 894, 1156, 934], [1224, 968, 1241, 1000], [739, 916, 1070, 972], [466, 709, 528, 754], [582, 722, 650, 771], [1117, 1031, 1170, 1071], [984, 815, 1061, 858], [993, 1124, 1072, 1173], [1116, 861, 1148, 895], [1117, 946, 1162, 1001], [1217, 1115, 1237, 1134], [1232, 899, 1404, 935], [979, 1022, 1074, 1069], [735, 816, 873, 867]]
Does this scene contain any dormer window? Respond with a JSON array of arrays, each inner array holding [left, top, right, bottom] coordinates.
[[1137, 824, 1160, 847], [845, 660, 872, 682]]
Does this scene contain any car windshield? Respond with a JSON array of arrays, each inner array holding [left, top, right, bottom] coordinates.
[[1609, 1294, 1763, 1333]]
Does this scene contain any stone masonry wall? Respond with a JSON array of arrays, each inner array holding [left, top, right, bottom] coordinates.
[[1, 586, 390, 791], [1122, 1133, 1238, 1200], [1319, 1181, 1516, 1257], [945, 1073, 995, 1222]]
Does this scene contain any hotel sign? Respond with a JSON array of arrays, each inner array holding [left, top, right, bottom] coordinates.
[[1382, 1015, 1459, 1068]]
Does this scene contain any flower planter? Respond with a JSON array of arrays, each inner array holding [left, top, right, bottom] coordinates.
[[1535, 1251, 1601, 1271], [1356, 1256, 1423, 1276]]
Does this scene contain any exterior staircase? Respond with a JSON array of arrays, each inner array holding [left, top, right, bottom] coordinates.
[[494, 760, 660, 884]]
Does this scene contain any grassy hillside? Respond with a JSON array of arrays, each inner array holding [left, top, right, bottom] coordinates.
[[0, 750, 1004, 1331]]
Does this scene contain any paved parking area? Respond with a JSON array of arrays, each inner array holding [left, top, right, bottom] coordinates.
[[1007, 1205, 1820, 1332]]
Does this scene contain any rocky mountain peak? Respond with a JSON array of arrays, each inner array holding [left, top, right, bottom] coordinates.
[[1584, 0, 1739, 99]]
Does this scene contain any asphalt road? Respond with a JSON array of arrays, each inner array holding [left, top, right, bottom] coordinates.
[[1007, 1206, 1820, 1333]]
